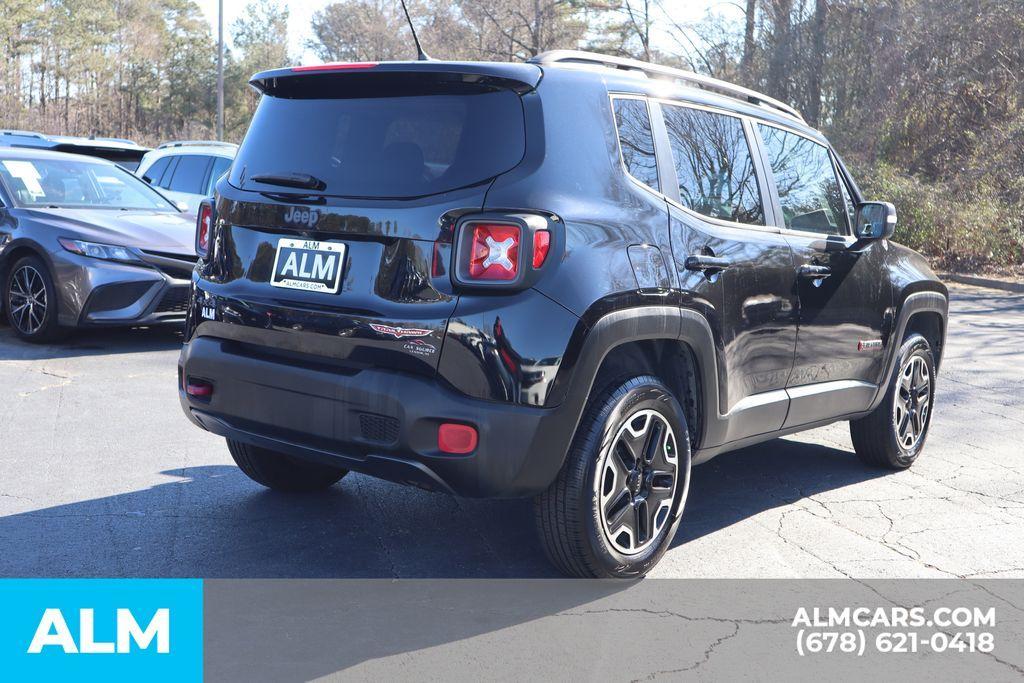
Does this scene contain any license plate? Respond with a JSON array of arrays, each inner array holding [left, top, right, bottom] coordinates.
[[270, 238, 346, 294]]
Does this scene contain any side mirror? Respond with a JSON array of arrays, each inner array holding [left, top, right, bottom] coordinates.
[[855, 201, 897, 239]]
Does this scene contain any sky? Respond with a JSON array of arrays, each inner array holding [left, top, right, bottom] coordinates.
[[195, 0, 735, 65]]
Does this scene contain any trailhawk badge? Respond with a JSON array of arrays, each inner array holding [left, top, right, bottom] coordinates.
[[370, 323, 432, 339]]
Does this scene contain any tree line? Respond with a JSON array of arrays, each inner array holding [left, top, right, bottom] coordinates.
[[1, 0, 1021, 268]]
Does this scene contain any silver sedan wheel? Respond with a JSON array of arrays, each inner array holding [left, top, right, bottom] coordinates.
[[893, 355, 931, 450], [596, 409, 679, 555], [8, 265, 48, 335]]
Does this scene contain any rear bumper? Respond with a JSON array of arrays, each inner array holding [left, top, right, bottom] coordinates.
[[178, 335, 578, 498]]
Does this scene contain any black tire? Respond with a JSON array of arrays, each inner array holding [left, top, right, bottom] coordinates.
[[4, 255, 65, 343], [850, 333, 935, 469], [534, 375, 692, 578], [226, 439, 348, 492]]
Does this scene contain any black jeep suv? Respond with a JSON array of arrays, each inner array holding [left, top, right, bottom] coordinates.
[[178, 51, 947, 578]]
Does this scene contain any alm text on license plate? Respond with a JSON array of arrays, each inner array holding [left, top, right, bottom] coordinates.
[[270, 238, 346, 294]]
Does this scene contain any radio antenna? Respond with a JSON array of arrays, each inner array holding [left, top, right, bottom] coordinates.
[[399, 0, 431, 61]]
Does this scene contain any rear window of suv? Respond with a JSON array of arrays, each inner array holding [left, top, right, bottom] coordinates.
[[230, 82, 526, 199]]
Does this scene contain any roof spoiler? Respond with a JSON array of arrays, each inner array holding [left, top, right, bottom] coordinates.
[[249, 61, 543, 96], [530, 50, 805, 123]]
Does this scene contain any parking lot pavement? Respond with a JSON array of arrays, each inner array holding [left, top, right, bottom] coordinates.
[[0, 283, 1022, 579]]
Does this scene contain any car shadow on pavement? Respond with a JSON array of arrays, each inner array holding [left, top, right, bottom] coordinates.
[[672, 436, 888, 548], [0, 437, 884, 579], [0, 324, 183, 360]]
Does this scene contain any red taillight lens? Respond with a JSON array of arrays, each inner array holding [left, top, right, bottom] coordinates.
[[196, 203, 213, 257], [467, 224, 520, 281], [291, 62, 378, 72], [532, 230, 550, 269], [438, 423, 478, 454]]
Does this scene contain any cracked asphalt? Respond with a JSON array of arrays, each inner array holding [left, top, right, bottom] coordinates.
[[1, 283, 1022, 579]]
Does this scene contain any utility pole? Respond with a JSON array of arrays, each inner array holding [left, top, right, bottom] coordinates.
[[216, 0, 224, 140]]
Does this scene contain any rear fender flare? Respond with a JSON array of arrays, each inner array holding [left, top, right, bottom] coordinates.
[[547, 306, 722, 460]]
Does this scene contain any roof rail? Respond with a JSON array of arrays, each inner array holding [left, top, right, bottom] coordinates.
[[0, 130, 49, 140], [528, 50, 805, 123], [157, 140, 238, 150]]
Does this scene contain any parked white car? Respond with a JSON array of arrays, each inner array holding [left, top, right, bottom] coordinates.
[[136, 141, 236, 216]]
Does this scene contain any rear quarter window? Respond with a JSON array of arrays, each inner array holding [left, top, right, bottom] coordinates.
[[231, 83, 526, 199], [167, 155, 211, 194], [612, 97, 660, 192]]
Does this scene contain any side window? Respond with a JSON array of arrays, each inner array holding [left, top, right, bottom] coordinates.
[[612, 97, 659, 192], [758, 124, 849, 235], [142, 157, 170, 185], [157, 157, 179, 189], [662, 104, 764, 225], [207, 156, 232, 194], [167, 155, 210, 194]]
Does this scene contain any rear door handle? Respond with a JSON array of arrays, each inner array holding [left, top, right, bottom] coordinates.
[[685, 255, 731, 272], [797, 264, 832, 279]]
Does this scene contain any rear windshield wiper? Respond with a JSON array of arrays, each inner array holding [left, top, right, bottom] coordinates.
[[250, 172, 326, 191]]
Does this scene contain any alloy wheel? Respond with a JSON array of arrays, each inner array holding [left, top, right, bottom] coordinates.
[[597, 409, 679, 555], [893, 355, 931, 450], [8, 265, 48, 335]]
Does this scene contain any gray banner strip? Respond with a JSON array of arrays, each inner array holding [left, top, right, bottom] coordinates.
[[205, 579, 1024, 681]]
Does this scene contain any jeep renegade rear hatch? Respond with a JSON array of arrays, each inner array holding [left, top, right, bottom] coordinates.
[[196, 64, 541, 381], [231, 65, 540, 200]]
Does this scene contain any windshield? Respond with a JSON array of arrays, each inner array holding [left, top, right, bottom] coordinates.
[[231, 84, 526, 199], [0, 157, 176, 210]]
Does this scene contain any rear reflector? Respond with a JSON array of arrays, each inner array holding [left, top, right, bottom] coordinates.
[[186, 379, 213, 398], [291, 62, 378, 72], [532, 230, 550, 268], [438, 423, 478, 454]]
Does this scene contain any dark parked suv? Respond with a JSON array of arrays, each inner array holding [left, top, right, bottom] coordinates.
[[178, 51, 947, 577]]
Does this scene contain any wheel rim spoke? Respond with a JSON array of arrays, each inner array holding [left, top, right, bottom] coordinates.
[[635, 500, 650, 545], [605, 491, 632, 532], [897, 411, 911, 442], [613, 440, 635, 475], [646, 481, 673, 516], [641, 419, 663, 465]]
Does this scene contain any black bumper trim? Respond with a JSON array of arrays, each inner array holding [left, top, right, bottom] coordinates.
[[190, 409, 456, 494], [179, 335, 582, 497]]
